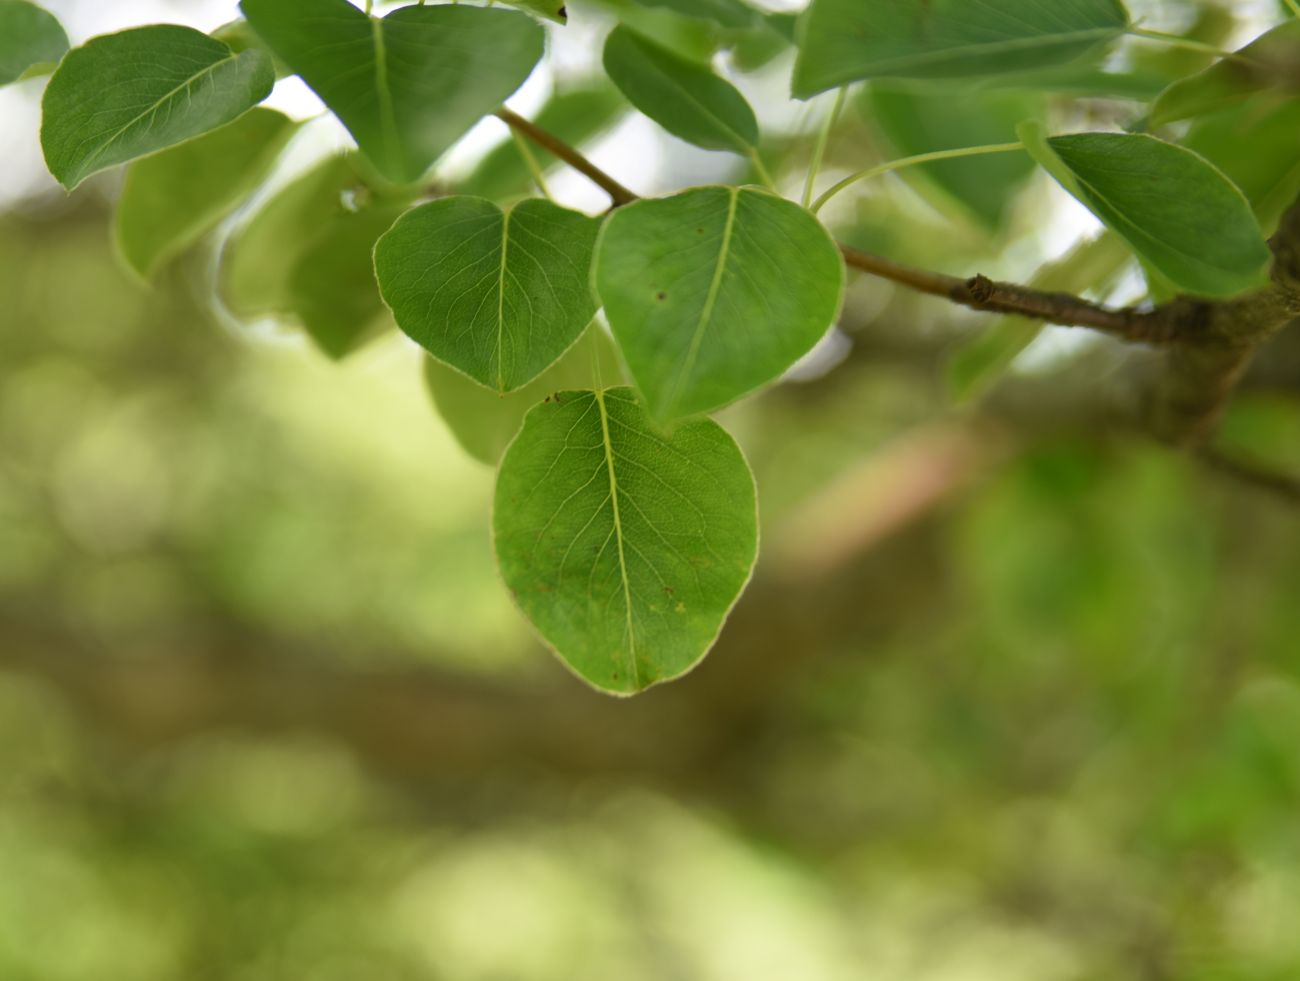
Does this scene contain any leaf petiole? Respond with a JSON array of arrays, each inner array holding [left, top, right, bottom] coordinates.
[[1126, 26, 1239, 60], [810, 142, 1024, 215], [802, 87, 847, 210], [510, 126, 553, 200], [748, 149, 778, 193]]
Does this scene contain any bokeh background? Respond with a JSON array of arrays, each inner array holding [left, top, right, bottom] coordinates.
[[2, 1, 1299, 978]]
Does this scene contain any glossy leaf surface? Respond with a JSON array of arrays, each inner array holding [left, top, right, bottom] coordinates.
[[494, 387, 757, 695]]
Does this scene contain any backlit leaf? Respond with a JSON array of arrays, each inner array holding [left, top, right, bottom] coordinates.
[[595, 186, 844, 420], [375, 197, 602, 392], [41, 25, 274, 189], [494, 387, 758, 695], [114, 108, 296, 279]]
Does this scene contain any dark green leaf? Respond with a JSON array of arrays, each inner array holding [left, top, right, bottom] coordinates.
[[603, 25, 757, 153], [41, 25, 274, 189], [793, 0, 1130, 97], [0, 0, 68, 85], [1151, 21, 1300, 127], [425, 328, 625, 465], [461, 85, 625, 201], [239, 0, 543, 184], [375, 197, 602, 393], [494, 387, 758, 695], [865, 84, 1040, 229], [114, 108, 296, 279], [1019, 122, 1271, 298], [595, 186, 845, 420]]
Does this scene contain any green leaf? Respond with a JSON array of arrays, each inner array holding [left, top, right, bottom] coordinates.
[[1183, 95, 1300, 235], [239, 0, 543, 185], [1018, 122, 1271, 298], [793, 0, 1130, 97], [1151, 21, 1300, 127], [114, 108, 296, 279], [580, 0, 721, 64], [595, 186, 845, 420], [425, 327, 625, 465], [0, 0, 68, 86], [493, 387, 757, 695], [221, 154, 412, 358], [290, 202, 409, 359], [603, 25, 757, 153], [461, 85, 625, 201], [627, 0, 756, 30], [40, 25, 273, 190], [865, 84, 1040, 230], [375, 197, 602, 393], [502, 0, 569, 23]]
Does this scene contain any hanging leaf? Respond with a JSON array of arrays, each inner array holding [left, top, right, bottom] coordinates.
[[114, 108, 296, 279], [41, 25, 274, 189], [793, 0, 1130, 98], [865, 84, 1040, 230], [494, 387, 758, 695], [603, 25, 757, 153], [0, 0, 68, 86], [239, 0, 543, 184], [375, 197, 602, 393], [595, 186, 844, 420], [425, 328, 625, 466], [1018, 122, 1271, 298], [1150, 21, 1300, 127]]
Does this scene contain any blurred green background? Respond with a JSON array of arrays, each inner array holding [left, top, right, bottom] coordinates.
[[4, 1, 1300, 978]]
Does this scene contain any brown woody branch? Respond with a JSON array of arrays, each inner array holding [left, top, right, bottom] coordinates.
[[494, 107, 638, 207]]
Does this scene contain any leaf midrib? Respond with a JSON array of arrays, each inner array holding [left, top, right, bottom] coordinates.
[[369, 16, 402, 175], [594, 388, 639, 687]]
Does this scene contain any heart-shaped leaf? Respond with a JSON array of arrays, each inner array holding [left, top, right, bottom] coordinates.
[[793, 0, 1130, 97], [1151, 21, 1300, 127], [603, 25, 758, 153], [375, 197, 602, 393], [41, 25, 274, 189], [595, 186, 845, 420], [425, 327, 624, 465], [0, 0, 68, 86], [115, 108, 296, 279], [494, 387, 758, 695], [240, 0, 543, 184], [1019, 122, 1271, 298]]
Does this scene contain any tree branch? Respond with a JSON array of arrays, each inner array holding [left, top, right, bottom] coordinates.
[[494, 107, 638, 207]]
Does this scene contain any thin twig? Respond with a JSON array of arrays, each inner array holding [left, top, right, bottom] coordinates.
[[1199, 447, 1300, 503], [493, 107, 637, 207]]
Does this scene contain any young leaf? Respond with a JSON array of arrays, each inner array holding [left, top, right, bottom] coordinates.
[[426, 328, 625, 465], [0, 0, 68, 86], [1018, 123, 1271, 298], [595, 186, 844, 420], [603, 25, 757, 153], [114, 108, 296, 279], [1150, 21, 1300, 127], [627, 0, 756, 30], [494, 387, 758, 695], [239, 0, 543, 184], [865, 84, 1040, 230], [375, 197, 602, 393], [461, 85, 626, 201], [40, 26, 273, 190], [793, 0, 1130, 97]]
